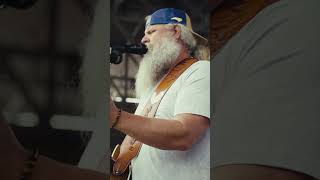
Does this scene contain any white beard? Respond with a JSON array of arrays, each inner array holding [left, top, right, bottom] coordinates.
[[135, 36, 181, 98]]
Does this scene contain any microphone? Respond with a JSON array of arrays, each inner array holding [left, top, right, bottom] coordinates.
[[111, 43, 148, 55], [110, 43, 148, 64], [0, 0, 37, 9]]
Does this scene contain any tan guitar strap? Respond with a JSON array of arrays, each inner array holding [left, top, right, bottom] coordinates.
[[111, 57, 198, 176]]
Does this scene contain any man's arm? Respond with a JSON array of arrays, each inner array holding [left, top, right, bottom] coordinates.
[[113, 110, 209, 151]]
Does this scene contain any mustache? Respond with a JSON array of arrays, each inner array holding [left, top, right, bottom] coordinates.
[[145, 44, 152, 52]]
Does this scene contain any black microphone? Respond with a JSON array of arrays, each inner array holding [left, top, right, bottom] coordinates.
[[110, 43, 148, 64], [0, 0, 37, 9], [111, 43, 148, 55]]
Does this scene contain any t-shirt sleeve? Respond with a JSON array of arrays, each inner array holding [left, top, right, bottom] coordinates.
[[174, 62, 210, 119]]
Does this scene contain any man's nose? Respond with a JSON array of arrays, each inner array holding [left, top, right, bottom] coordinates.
[[141, 35, 149, 44]]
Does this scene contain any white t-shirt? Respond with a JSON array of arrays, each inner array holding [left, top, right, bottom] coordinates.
[[212, 0, 320, 179], [132, 60, 210, 180]]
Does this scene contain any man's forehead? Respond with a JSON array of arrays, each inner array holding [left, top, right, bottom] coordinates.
[[144, 24, 166, 33]]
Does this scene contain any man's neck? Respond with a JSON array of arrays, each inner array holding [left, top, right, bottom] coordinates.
[[175, 50, 191, 65], [210, 0, 280, 58]]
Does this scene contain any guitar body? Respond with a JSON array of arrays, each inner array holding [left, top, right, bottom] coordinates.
[[110, 171, 130, 180], [112, 135, 142, 176]]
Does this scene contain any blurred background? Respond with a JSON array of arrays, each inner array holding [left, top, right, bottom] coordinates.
[[110, 0, 211, 174], [0, 0, 98, 165]]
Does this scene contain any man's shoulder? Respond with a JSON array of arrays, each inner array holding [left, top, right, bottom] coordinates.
[[185, 60, 210, 77], [175, 60, 210, 86], [195, 60, 210, 66]]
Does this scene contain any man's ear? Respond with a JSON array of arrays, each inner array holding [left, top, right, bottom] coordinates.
[[173, 25, 182, 39]]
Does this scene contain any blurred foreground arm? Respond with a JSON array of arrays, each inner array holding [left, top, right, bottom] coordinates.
[[0, 112, 107, 180]]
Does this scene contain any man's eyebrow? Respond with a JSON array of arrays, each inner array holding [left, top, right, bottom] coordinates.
[[145, 28, 156, 34]]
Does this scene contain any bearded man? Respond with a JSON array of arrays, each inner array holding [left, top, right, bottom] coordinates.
[[109, 8, 211, 180]]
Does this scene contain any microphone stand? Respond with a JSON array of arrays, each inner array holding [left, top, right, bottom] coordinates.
[[110, 49, 123, 64]]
